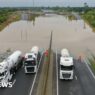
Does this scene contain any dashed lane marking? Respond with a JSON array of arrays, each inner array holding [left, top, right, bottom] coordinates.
[[84, 58, 95, 79], [75, 75, 77, 80], [12, 79, 16, 86]]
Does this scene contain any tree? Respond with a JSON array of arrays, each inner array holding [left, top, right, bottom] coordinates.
[[84, 2, 89, 12]]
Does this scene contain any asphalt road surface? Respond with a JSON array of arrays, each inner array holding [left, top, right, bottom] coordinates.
[[0, 51, 95, 95], [0, 52, 44, 95], [56, 51, 95, 95]]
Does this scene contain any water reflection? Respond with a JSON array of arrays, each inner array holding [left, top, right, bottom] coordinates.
[[21, 13, 29, 20], [0, 14, 95, 55], [21, 13, 39, 26]]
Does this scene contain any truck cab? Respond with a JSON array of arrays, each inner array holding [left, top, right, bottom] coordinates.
[[60, 57, 74, 80], [24, 53, 38, 73], [0, 61, 12, 87], [0, 51, 22, 87]]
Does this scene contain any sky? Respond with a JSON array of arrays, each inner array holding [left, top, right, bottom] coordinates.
[[0, 0, 95, 7]]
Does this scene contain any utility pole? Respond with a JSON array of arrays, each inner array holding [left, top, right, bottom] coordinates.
[[33, 0, 34, 8]]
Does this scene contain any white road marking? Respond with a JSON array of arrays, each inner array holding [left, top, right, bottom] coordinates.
[[75, 75, 77, 80], [84, 58, 95, 79], [12, 79, 16, 86], [29, 52, 44, 95], [56, 50, 59, 95]]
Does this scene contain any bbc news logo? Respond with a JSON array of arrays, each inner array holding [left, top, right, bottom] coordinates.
[[0, 82, 13, 88]]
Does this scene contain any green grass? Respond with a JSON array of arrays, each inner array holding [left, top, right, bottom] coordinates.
[[82, 9, 95, 32], [0, 8, 20, 31], [0, 12, 20, 31], [88, 57, 95, 72]]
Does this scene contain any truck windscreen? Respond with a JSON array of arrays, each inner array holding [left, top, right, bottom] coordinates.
[[60, 65, 73, 70], [28, 55, 33, 58], [25, 60, 36, 66]]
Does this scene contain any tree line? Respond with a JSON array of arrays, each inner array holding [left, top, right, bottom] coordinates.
[[0, 8, 17, 24]]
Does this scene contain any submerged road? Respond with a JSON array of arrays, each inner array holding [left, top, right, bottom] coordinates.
[[56, 51, 95, 95], [0, 52, 44, 95]]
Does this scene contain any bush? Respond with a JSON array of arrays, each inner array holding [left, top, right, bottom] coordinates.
[[83, 9, 95, 28], [0, 9, 13, 24]]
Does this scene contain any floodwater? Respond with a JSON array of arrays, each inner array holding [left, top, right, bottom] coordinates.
[[0, 14, 95, 56]]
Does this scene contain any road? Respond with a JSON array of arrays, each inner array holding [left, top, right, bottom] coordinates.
[[0, 51, 95, 95], [0, 52, 44, 95], [56, 51, 95, 95]]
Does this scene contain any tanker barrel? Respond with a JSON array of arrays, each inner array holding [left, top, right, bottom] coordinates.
[[31, 46, 39, 55], [6, 50, 22, 68], [61, 48, 70, 57], [8, 50, 22, 60]]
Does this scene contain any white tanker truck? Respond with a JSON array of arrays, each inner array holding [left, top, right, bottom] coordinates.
[[0, 51, 23, 86], [24, 46, 40, 73], [59, 49, 74, 80]]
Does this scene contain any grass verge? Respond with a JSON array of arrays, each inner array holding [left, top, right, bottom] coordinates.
[[87, 56, 95, 72], [0, 12, 20, 31]]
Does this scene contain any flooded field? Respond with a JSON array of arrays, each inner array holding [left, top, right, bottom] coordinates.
[[0, 14, 95, 56]]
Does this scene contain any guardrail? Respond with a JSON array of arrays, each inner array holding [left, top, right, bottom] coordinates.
[[43, 31, 53, 95]]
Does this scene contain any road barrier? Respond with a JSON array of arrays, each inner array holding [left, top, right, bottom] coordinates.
[[36, 31, 53, 95]]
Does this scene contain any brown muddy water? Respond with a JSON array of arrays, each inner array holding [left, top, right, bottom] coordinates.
[[0, 14, 95, 56]]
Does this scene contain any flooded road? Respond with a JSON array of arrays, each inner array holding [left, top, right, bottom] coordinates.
[[0, 14, 95, 55]]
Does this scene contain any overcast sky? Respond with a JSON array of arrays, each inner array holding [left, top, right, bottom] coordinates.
[[0, 0, 95, 7]]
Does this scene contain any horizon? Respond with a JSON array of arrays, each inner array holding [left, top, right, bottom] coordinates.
[[0, 0, 95, 7]]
